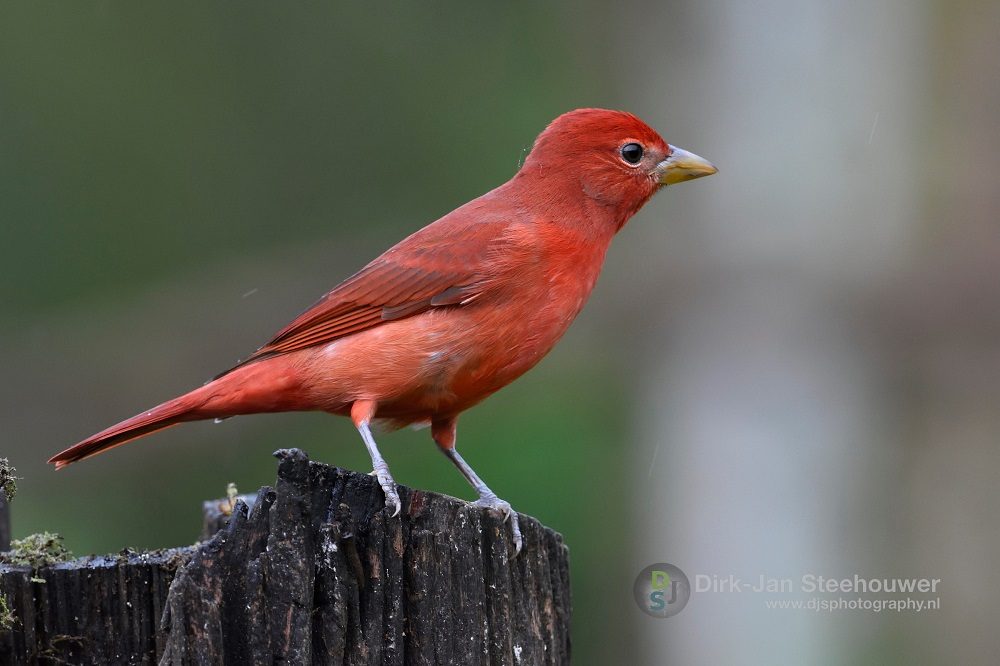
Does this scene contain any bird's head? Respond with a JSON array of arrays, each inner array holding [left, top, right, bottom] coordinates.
[[519, 108, 717, 228]]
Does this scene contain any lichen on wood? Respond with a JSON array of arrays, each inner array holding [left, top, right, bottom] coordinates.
[[0, 459, 17, 504]]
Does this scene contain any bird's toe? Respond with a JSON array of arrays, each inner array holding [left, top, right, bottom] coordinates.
[[473, 494, 523, 556], [372, 465, 401, 517]]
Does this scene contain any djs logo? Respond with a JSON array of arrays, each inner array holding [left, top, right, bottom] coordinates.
[[633, 563, 691, 618]]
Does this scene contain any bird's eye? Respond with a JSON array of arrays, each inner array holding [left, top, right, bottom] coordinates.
[[620, 142, 644, 165]]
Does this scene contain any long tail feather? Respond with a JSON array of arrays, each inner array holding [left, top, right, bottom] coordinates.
[[51, 353, 307, 469], [48, 393, 208, 469]]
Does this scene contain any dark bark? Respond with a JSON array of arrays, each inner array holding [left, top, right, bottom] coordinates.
[[0, 548, 192, 664], [163, 448, 571, 665], [0, 497, 9, 552], [0, 449, 571, 665], [200, 493, 258, 542]]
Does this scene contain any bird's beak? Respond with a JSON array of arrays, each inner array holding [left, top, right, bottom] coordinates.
[[656, 146, 718, 186]]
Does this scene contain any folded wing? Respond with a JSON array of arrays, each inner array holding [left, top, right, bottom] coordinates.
[[225, 218, 508, 373]]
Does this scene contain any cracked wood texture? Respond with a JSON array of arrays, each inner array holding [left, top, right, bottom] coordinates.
[[0, 548, 192, 664], [162, 448, 571, 665], [0, 496, 9, 552]]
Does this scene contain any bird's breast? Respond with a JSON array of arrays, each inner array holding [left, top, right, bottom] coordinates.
[[424, 229, 609, 410], [298, 225, 611, 422]]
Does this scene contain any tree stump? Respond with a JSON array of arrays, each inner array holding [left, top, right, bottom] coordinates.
[[200, 492, 258, 542], [0, 497, 10, 552], [0, 548, 192, 664], [0, 449, 571, 665]]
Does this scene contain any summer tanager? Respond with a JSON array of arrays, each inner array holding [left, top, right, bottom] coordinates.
[[49, 109, 716, 552]]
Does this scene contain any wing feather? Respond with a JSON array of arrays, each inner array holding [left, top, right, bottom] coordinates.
[[222, 216, 510, 373]]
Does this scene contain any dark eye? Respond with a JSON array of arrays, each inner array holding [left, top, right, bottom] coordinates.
[[620, 142, 644, 165]]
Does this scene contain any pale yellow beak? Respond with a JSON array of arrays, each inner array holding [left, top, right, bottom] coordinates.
[[657, 146, 718, 186]]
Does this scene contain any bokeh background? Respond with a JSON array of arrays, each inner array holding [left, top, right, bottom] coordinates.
[[1, 2, 998, 664]]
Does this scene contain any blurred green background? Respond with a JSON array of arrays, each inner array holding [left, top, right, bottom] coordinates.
[[3, 2, 999, 665]]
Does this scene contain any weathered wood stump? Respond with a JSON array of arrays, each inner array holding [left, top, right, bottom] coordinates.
[[200, 492, 258, 542], [0, 496, 10, 552], [0, 548, 192, 664], [0, 449, 571, 665]]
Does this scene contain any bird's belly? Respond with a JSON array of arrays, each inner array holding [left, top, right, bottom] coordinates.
[[296, 295, 584, 422]]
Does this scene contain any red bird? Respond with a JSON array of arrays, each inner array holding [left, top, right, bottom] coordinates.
[[50, 109, 716, 552]]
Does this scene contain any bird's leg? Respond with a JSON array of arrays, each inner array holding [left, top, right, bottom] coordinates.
[[351, 400, 400, 517], [432, 417, 522, 555]]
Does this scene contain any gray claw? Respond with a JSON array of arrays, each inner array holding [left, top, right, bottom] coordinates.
[[371, 465, 401, 517], [474, 493, 523, 556]]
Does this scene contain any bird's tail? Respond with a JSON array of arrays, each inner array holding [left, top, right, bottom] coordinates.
[[49, 354, 308, 469], [48, 390, 211, 469]]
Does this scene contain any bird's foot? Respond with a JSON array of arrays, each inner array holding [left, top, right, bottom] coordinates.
[[473, 492, 523, 556], [369, 463, 401, 517]]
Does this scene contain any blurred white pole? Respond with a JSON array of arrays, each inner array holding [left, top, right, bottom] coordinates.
[[619, 1, 926, 663]]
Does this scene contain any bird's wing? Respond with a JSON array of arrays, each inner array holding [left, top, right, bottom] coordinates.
[[230, 218, 507, 370]]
